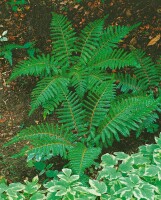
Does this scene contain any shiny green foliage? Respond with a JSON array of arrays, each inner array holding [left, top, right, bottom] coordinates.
[[6, 13, 161, 175]]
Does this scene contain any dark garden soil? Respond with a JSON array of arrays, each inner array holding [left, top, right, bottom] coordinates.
[[0, 0, 161, 182]]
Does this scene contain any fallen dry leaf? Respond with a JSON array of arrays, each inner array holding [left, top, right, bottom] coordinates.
[[74, 4, 79, 9], [157, 8, 161, 13], [126, 9, 132, 17], [130, 37, 137, 46], [147, 34, 160, 46], [25, 5, 30, 10], [0, 118, 6, 123]]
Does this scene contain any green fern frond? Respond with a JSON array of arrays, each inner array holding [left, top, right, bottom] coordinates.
[[57, 91, 86, 135], [115, 73, 148, 93], [42, 96, 62, 118], [76, 18, 105, 64], [84, 80, 115, 132], [9, 54, 58, 81], [30, 76, 69, 115], [6, 12, 161, 167], [89, 49, 137, 70], [68, 143, 101, 175], [131, 48, 159, 87], [51, 13, 76, 68], [70, 66, 88, 98], [88, 23, 140, 64], [136, 113, 159, 137], [101, 24, 140, 48], [4, 124, 76, 159], [97, 95, 159, 146], [87, 71, 108, 90]]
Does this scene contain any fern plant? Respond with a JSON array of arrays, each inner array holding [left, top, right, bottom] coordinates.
[[5, 12, 161, 176]]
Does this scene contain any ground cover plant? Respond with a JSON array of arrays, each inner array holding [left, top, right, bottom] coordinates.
[[0, 42, 37, 66], [1, 133, 161, 199], [4, 11, 161, 182], [7, 0, 28, 12]]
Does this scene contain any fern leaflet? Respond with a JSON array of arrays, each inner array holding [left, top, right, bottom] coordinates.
[[4, 124, 76, 160], [89, 49, 137, 70], [51, 13, 76, 68], [68, 143, 101, 176], [70, 65, 88, 98], [57, 90, 86, 135], [9, 54, 58, 81], [115, 73, 148, 93], [84, 80, 115, 132], [76, 18, 105, 64], [88, 24, 140, 64], [30, 76, 69, 115], [131, 48, 159, 87], [97, 95, 159, 146]]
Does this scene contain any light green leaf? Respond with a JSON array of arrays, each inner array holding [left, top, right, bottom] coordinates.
[[144, 165, 160, 177], [119, 160, 133, 173], [62, 168, 72, 177], [116, 187, 133, 200], [132, 153, 150, 165], [55, 189, 67, 196], [24, 180, 41, 194], [69, 175, 80, 182], [153, 149, 161, 165], [43, 180, 55, 189], [0, 183, 8, 194], [101, 153, 118, 167], [98, 166, 121, 180], [129, 174, 142, 185], [30, 192, 46, 200], [119, 177, 135, 188], [7, 183, 25, 192], [46, 192, 59, 200], [114, 152, 129, 160], [134, 184, 156, 200], [133, 188, 143, 200], [6, 183, 25, 198], [89, 179, 107, 194], [32, 176, 39, 183]]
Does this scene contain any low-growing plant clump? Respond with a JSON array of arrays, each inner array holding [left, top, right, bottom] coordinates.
[[1, 133, 161, 199], [1, 11, 161, 199]]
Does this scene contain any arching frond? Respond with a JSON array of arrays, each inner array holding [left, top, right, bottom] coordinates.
[[89, 49, 137, 70], [57, 90, 86, 135], [131, 48, 159, 87], [88, 23, 140, 64], [96, 95, 159, 146], [84, 80, 115, 132], [136, 113, 159, 137], [9, 54, 58, 81], [76, 17, 105, 64], [101, 23, 140, 48], [4, 124, 76, 160], [68, 143, 101, 176], [115, 73, 148, 93], [51, 12, 77, 68], [30, 76, 69, 115]]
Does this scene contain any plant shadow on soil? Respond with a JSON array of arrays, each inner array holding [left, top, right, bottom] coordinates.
[[0, 0, 161, 182]]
